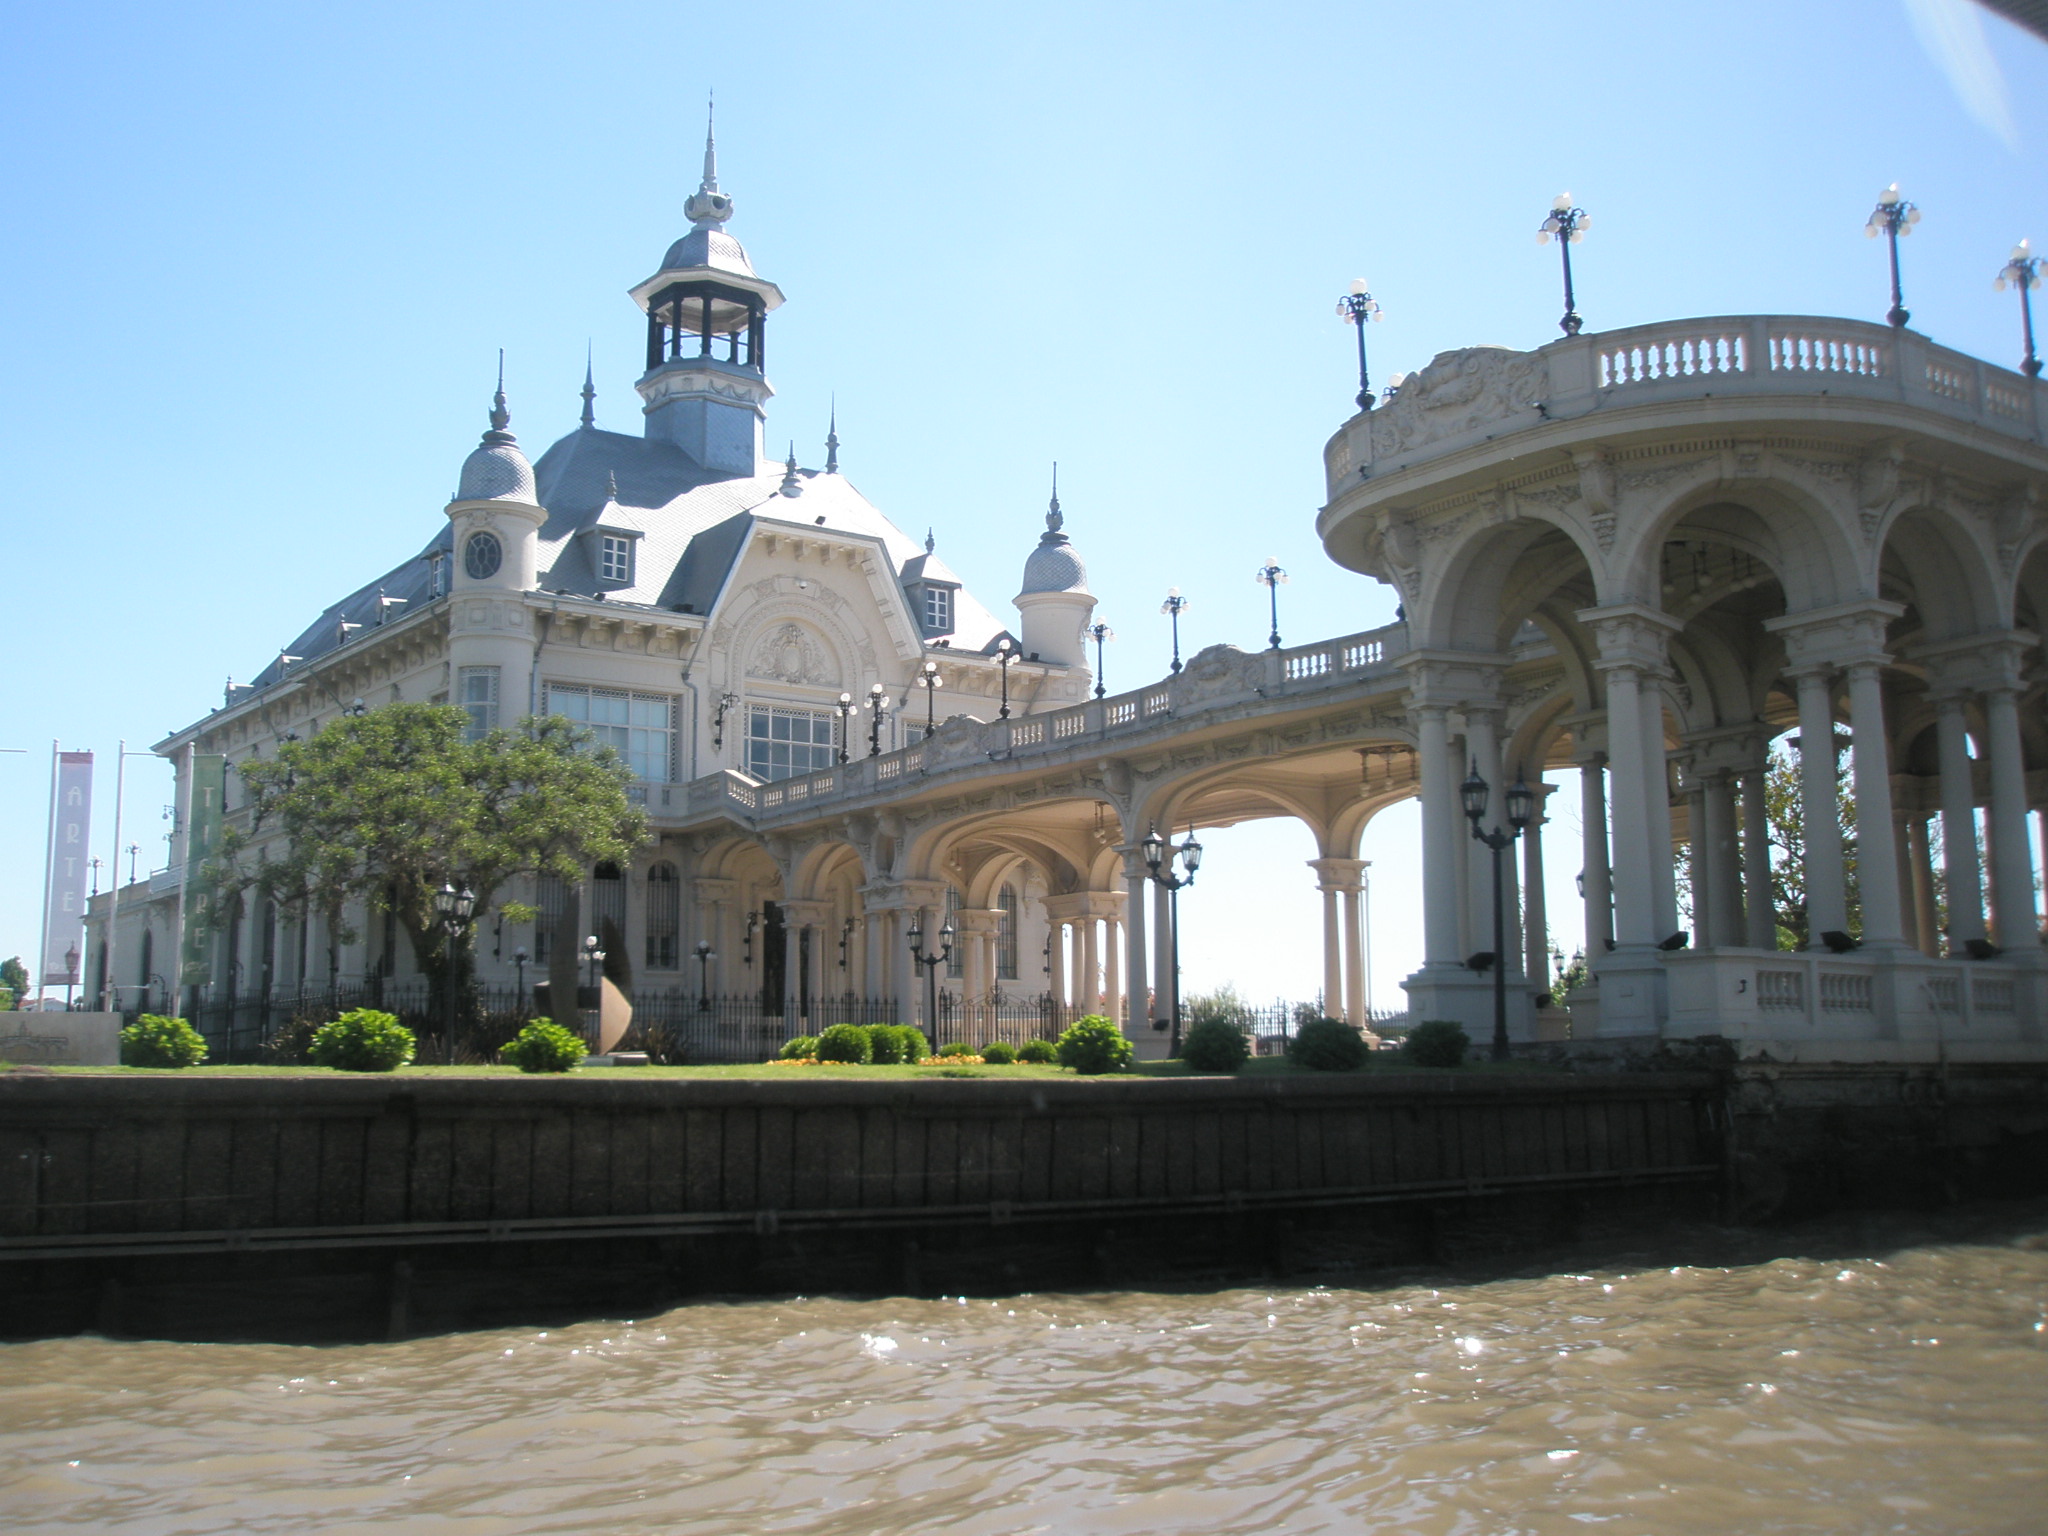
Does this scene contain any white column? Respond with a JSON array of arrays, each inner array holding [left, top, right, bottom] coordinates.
[[1793, 667, 1849, 943], [1907, 815, 1939, 956], [1641, 683, 1678, 941], [1936, 695, 1986, 948], [1416, 705, 1461, 966], [1522, 791, 1549, 982], [1080, 918, 1100, 1014], [1983, 683, 2038, 948], [1123, 852, 1151, 1032], [1104, 915, 1123, 1025], [1319, 879, 1343, 1013], [1047, 918, 1068, 1007], [1740, 768, 1775, 949], [1702, 772, 1743, 947], [1602, 666, 1654, 946], [1846, 660, 1904, 946], [1686, 782, 1711, 946], [1581, 753, 1613, 952], [1152, 880, 1174, 1023], [1463, 711, 1500, 959], [1342, 885, 1365, 1025]]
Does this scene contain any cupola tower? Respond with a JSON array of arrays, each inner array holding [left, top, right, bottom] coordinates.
[[1014, 470, 1096, 669], [628, 106, 786, 477]]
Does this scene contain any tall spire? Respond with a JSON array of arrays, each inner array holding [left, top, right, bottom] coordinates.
[[779, 442, 803, 497], [825, 397, 840, 473], [701, 92, 718, 193], [579, 343, 595, 428], [486, 350, 512, 440], [683, 94, 733, 228], [1046, 462, 1062, 533]]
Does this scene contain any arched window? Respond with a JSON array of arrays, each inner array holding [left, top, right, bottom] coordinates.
[[535, 873, 570, 964], [646, 862, 680, 970], [996, 883, 1019, 981]]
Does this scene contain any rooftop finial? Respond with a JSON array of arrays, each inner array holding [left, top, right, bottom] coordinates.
[[702, 92, 718, 192], [925, 528, 936, 555], [683, 92, 734, 228], [825, 396, 840, 474], [779, 441, 803, 497], [580, 342, 595, 428], [485, 350, 512, 439], [1046, 461, 1063, 534]]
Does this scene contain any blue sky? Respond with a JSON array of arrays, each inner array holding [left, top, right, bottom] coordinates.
[[5, 0, 2045, 1002]]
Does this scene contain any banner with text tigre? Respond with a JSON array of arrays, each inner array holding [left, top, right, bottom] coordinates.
[[41, 751, 93, 986]]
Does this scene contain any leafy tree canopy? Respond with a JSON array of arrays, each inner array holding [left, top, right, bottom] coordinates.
[[212, 704, 645, 975], [0, 956, 27, 1007]]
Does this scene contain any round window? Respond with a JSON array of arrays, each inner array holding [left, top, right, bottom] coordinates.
[[463, 531, 503, 580]]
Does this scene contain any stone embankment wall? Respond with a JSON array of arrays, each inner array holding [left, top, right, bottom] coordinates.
[[1, 1065, 2042, 1339]]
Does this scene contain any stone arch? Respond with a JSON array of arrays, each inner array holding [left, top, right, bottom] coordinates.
[[1618, 477, 1861, 614], [1879, 502, 2007, 642], [789, 837, 867, 903], [1418, 515, 1601, 652]]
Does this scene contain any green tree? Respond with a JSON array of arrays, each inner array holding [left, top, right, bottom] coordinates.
[[1763, 738, 1856, 950], [212, 704, 645, 1019], [0, 956, 26, 1009]]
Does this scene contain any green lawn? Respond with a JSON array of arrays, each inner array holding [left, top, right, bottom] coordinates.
[[24, 1053, 1561, 1081]]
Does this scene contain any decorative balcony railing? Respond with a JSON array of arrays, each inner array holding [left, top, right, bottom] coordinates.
[[670, 622, 1409, 827], [1326, 314, 2044, 492]]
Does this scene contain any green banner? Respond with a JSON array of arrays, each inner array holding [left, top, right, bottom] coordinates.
[[179, 754, 227, 987]]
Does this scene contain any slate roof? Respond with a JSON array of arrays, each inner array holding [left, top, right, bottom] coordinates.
[[247, 419, 1017, 690]]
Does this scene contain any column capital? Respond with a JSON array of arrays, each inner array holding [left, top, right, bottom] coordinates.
[[1763, 598, 1905, 669], [1306, 856, 1368, 892], [1398, 648, 1509, 711], [1576, 602, 1682, 671], [858, 878, 948, 912], [1908, 629, 2037, 695]]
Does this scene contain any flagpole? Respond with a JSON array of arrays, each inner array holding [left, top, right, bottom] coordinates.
[[102, 740, 127, 1013], [37, 740, 58, 1008]]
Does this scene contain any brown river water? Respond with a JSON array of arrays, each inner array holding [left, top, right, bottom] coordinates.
[[3, 1211, 2045, 1535]]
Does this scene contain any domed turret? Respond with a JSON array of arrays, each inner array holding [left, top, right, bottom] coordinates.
[[1014, 469, 1097, 669], [456, 378, 538, 503], [446, 368, 545, 596]]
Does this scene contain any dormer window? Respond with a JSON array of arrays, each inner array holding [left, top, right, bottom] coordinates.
[[600, 535, 633, 584], [923, 585, 952, 634]]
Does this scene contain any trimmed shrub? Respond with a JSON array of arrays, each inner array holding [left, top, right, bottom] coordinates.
[[1403, 1019, 1470, 1068], [119, 1014, 208, 1069], [1179, 1016, 1250, 1073], [980, 1040, 1017, 1064], [308, 1008, 416, 1072], [779, 1034, 819, 1060], [865, 1023, 909, 1064], [936, 1041, 977, 1058], [501, 1018, 586, 1073], [1015, 1038, 1057, 1065], [815, 1023, 873, 1064], [1056, 1015, 1133, 1075], [893, 1026, 932, 1064], [1287, 1016, 1368, 1072]]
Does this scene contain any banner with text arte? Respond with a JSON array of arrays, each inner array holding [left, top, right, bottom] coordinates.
[[178, 754, 228, 988], [41, 751, 93, 986]]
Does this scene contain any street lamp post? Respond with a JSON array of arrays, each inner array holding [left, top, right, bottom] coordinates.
[[580, 933, 606, 1050], [993, 639, 1018, 719], [1538, 194, 1590, 336], [865, 682, 892, 756], [835, 692, 855, 763], [1140, 824, 1204, 1054], [1161, 589, 1191, 674], [1335, 279, 1382, 409], [1997, 239, 2043, 378], [1460, 765, 1535, 1062], [1255, 558, 1289, 649], [1086, 622, 1114, 698], [694, 939, 715, 1009], [512, 945, 528, 1014], [906, 913, 955, 1047], [432, 881, 476, 1065], [1865, 184, 1921, 329], [912, 659, 943, 734]]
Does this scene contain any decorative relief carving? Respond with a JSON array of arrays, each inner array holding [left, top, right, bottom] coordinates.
[[1368, 347, 1550, 458], [746, 622, 832, 686]]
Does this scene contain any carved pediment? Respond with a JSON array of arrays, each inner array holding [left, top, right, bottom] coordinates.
[[1372, 347, 1550, 458]]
